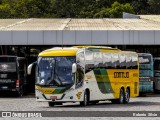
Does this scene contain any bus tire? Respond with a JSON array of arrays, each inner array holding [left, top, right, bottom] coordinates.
[[119, 88, 125, 104], [80, 91, 89, 106], [111, 88, 124, 104], [124, 88, 130, 104], [48, 102, 55, 107]]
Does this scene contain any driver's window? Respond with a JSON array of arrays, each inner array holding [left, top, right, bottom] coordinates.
[[76, 51, 84, 88], [76, 64, 84, 88]]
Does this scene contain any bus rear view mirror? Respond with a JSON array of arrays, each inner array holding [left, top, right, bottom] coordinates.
[[27, 62, 37, 75], [72, 63, 77, 74]]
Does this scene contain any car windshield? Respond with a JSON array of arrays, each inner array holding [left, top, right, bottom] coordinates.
[[139, 56, 152, 70], [0, 57, 17, 72], [36, 57, 75, 87], [139, 56, 151, 64]]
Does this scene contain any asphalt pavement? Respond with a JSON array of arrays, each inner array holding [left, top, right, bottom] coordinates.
[[0, 93, 160, 119]]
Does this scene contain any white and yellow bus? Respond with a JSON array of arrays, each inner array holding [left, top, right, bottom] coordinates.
[[28, 46, 139, 106]]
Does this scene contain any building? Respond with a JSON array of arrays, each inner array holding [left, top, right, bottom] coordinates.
[[0, 15, 160, 60]]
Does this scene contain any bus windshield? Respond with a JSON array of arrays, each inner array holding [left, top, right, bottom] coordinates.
[[36, 57, 75, 86], [139, 55, 151, 70], [0, 57, 17, 72], [154, 59, 160, 70]]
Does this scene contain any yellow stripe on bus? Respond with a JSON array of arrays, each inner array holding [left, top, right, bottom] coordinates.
[[36, 85, 56, 94]]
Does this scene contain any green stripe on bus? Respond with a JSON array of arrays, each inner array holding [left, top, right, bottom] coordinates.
[[94, 69, 114, 93]]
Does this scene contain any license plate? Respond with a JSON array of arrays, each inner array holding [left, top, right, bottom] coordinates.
[[50, 96, 57, 101]]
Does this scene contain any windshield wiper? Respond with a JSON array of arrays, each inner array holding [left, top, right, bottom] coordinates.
[[47, 59, 63, 86]]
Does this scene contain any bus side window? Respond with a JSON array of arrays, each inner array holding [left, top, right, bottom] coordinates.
[[103, 53, 112, 69], [119, 54, 126, 69], [112, 53, 119, 69], [85, 50, 94, 72], [94, 52, 103, 69], [126, 54, 132, 69], [76, 51, 85, 68], [132, 55, 138, 69]]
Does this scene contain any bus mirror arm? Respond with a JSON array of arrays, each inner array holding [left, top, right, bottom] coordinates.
[[27, 61, 37, 75], [72, 63, 77, 74]]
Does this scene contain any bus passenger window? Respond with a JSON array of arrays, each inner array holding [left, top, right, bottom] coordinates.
[[85, 50, 94, 72], [126, 55, 132, 69], [103, 53, 112, 69], [77, 52, 85, 68], [112, 53, 119, 69], [94, 52, 103, 69], [119, 54, 126, 69], [132, 55, 138, 69]]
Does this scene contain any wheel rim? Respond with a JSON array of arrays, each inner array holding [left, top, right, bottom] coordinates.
[[125, 90, 130, 102], [120, 90, 124, 103]]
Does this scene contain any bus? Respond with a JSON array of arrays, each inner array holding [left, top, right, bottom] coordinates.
[[28, 46, 139, 106], [154, 57, 160, 92], [138, 53, 154, 94], [0, 56, 27, 96]]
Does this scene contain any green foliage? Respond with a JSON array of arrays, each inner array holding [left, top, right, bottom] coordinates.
[[0, 0, 159, 18], [131, 0, 150, 14], [94, 1, 134, 18], [0, 0, 11, 18], [0, 0, 56, 18], [148, 0, 160, 14]]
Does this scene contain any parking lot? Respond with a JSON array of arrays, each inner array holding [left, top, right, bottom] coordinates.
[[0, 93, 160, 112]]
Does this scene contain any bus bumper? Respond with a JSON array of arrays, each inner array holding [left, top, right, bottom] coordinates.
[[35, 89, 83, 102]]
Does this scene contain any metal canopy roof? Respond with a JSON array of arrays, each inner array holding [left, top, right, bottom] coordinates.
[[0, 15, 160, 30], [0, 15, 160, 45]]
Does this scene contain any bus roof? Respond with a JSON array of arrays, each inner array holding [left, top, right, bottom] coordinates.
[[138, 53, 152, 56], [73, 46, 119, 50], [38, 46, 137, 57], [154, 57, 160, 60], [39, 47, 78, 57]]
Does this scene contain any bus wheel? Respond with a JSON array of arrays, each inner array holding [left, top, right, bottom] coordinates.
[[119, 88, 124, 104], [80, 91, 89, 106], [48, 102, 55, 107], [124, 88, 130, 104], [112, 88, 124, 104]]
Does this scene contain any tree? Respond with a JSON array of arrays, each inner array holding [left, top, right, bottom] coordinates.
[[131, 0, 150, 14], [10, 0, 56, 18], [0, 0, 159, 18], [148, 0, 160, 14], [0, 0, 11, 18], [54, 0, 113, 18], [94, 1, 134, 18]]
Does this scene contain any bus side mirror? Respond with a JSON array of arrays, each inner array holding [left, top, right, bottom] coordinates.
[[72, 63, 77, 74], [27, 62, 36, 75]]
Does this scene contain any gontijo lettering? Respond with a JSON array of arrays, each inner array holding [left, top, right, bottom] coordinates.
[[114, 72, 129, 78]]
